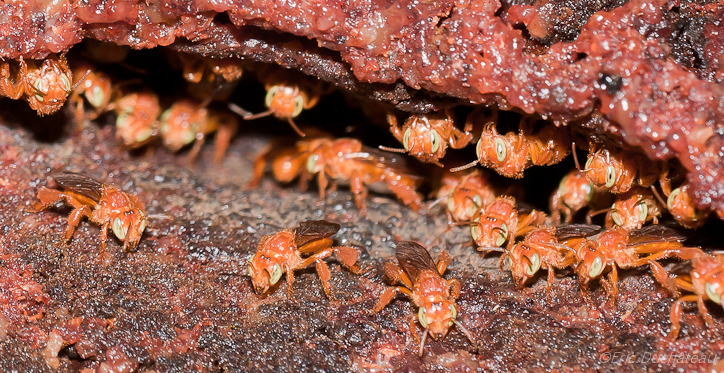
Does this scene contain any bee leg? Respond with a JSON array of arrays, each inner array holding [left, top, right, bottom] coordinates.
[[314, 259, 334, 300], [602, 267, 619, 308], [436, 251, 451, 274], [366, 286, 410, 315], [317, 172, 328, 200], [546, 267, 556, 295], [98, 221, 110, 254], [249, 145, 272, 188], [386, 112, 404, 144], [333, 246, 360, 273], [0, 60, 25, 100], [384, 172, 422, 212], [448, 279, 461, 299], [697, 295, 716, 328], [285, 265, 296, 297], [646, 260, 679, 297], [187, 134, 205, 165], [64, 204, 92, 243], [349, 171, 368, 217], [668, 295, 698, 339], [212, 113, 238, 164], [33, 187, 65, 211]]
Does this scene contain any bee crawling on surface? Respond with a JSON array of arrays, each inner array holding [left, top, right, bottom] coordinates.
[[250, 137, 423, 216], [574, 225, 704, 307], [247, 220, 360, 299], [0, 54, 78, 116], [159, 99, 239, 164], [668, 253, 724, 339], [470, 196, 545, 252], [501, 224, 601, 290], [34, 172, 149, 252], [368, 241, 476, 356], [433, 169, 496, 224], [379, 109, 475, 167]]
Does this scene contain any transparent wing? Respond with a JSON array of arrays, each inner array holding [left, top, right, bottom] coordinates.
[[395, 241, 439, 284], [294, 220, 341, 249], [52, 172, 104, 201]]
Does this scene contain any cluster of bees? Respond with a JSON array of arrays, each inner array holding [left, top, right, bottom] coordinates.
[[4, 43, 722, 356]]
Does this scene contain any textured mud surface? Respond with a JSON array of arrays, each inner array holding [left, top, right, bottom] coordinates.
[[1, 111, 723, 372], [1, 0, 724, 218]]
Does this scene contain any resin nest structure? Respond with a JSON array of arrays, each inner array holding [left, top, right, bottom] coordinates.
[[1, 0, 723, 218]]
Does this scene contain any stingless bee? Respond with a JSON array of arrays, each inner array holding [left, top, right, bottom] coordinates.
[[34, 172, 148, 252], [247, 220, 360, 299], [368, 241, 476, 356]]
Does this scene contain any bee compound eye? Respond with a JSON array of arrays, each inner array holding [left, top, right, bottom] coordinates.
[[112, 217, 127, 240], [418, 307, 428, 328], [494, 138, 506, 162]]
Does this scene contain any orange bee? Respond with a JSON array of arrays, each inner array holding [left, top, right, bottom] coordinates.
[[470, 196, 544, 251], [251, 137, 423, 216], [452, 110, 529, 178], [230, 68, 327, 137], [380, 110, 475, 166], [550, 170, 598, 224], [248, 131, 332, 188], [1, 54, 75, 116], [605, 186, 661, 230], [177, 53, 243, 103], [68, 62, 114, 124], [521, 118, 570, 166], [575, 226, 703, 306], [501, 224, 600, 289], [668, 253, 724, 339], [665, 181, 710, 229], [584, 145, 659, 193], [247, 220, 360, 299], [34, 172, 148, 252], [434, 169, 496, 223], [369, 241, 476, 356], [114, 91, 162, 149], [158, 99, 238, 163]]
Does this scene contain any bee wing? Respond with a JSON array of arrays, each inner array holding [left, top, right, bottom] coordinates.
[[52, 172, 104, 201], [395, 241, 439, 284], [628, 225, 686, 245], [294, 220, 341, 248], [344, 146, 422, 182], [555, 224, 602, 241]]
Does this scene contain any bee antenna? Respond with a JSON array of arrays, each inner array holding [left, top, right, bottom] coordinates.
[[587, 208, 611, 220], [229, 103, 274, 122], [378, 145, 407, 153], [477, 246, 507, 252], [71, 69, 92, 92], [572, 142, 582, 171], [287, 118, 307, 137], [650, 186, 667, 208], [453, 320, 477, 352], [450, 160, 479, 173], [418, 330, 428, 357]]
